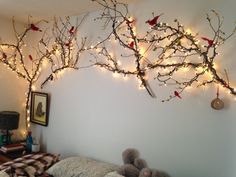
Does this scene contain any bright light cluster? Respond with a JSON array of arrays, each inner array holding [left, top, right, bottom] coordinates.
[[0, 1, 236, 131]]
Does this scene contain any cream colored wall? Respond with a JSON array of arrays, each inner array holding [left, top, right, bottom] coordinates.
[[0, 17, 27, 139], [2, 0, 234, 177]]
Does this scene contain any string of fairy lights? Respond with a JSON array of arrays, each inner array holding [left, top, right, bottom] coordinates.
[[0, 0, 236, 131], [90, 0, 236, 102], [0, 16, 87, 131]]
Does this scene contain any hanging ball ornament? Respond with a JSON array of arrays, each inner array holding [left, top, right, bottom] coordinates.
[[211, 86, 224, 110]]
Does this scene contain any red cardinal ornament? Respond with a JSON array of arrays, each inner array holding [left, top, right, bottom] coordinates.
[[30, 24, 42, 32], [129, 41, 135, 49], [201, 37, 214, 47], [146, 14, 163, 26], [174, 91, 182, 99], [69, 26, 75, 34], [29, 55, 33, 61], [65, 41, 71, 47]]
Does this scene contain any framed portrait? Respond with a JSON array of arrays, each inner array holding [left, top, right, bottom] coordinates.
[[30, 92, 49, 126]]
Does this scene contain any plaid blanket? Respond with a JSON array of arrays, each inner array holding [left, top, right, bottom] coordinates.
[[0, 153, 59, 177]]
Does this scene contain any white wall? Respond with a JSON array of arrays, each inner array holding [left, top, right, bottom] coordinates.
[[0, 17, 27, 140], [29, 0, 236, 177]]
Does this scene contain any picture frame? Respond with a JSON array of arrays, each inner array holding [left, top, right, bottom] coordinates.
[[30, 92, 49, 126]]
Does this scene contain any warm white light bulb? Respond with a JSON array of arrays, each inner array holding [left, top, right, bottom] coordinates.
[[117, 60, 122, 66], [186, 29, 191, 34], [31, 85, 36, 91], [113, 72, 119, 78], [138, 85, 145, 90], [187, 86, 192, 90], [182, 67, 189, 72], [55, 49, 60, 55], [99, 67, 105, 72]]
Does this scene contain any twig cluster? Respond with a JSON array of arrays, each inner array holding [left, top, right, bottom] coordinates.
[[0, 16, 87, 129], [0, 0, 236, 130], [40, 15, 88, 88], [0, 18, 50, 129], [91, 0, 236, 101]]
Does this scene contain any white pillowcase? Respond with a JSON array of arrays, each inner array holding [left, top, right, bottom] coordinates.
[[104, 171, 125, 177], [46, 156, 119, 177], [0, 171, 10, 177]]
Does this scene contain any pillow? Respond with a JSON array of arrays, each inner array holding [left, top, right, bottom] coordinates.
[[46, 156, 119, 177], [0, 171, 9, 177], [104, 171, 125, 177]]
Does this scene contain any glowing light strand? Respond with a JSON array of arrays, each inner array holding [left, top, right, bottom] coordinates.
[[91, 0, 236, 102]]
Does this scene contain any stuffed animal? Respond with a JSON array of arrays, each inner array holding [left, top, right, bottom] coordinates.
[[122, 148, 139, 164], [134, 158, 147, 171], [117, 148, 147, 177], [118, 164, 140, 177], [139, 168, 152, 177], [118, 148, 170, 177]]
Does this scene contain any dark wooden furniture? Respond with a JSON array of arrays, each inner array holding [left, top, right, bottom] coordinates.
[[0, 154, 11, 164], [0, 150, 26, 164]]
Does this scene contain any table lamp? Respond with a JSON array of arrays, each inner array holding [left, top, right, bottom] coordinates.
[[0, 111, 19, 145]]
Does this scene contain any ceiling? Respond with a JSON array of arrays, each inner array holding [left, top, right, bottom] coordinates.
[[0, 0, 138, 23]]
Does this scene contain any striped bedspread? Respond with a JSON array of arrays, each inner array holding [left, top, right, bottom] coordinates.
[[0, 153, 59, 177]]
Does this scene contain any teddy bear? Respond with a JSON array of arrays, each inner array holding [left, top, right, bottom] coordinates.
[[117, 148, 171, 177], [139, 168, 170, 177], [117, 148, 147, 177]]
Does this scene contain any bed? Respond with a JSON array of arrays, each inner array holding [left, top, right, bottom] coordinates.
[[0, 153, 123, 177]]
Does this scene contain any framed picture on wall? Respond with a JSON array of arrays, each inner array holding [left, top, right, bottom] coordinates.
[[30, 92, 49, 126]]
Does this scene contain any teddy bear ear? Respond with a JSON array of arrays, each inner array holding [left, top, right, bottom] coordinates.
[[134, 158, 147, 170], [122, 148, 139, 164]]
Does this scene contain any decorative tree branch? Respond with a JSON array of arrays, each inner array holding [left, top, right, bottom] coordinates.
[[40, 15, 88, 88], [0, 15, 88, 130], [91, 0, 156, 97], [141, 9, 236, 102], [91, 0, 236, 101], [0, 18, 52, 129]]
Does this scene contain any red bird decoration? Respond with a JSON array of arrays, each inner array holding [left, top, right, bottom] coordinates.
[[69, 26, 75, 35], [201, 37, 214, 47], [29, 55, 33, 61], [129, 41, 135, 49], [174, 91, 182, 99], [146, 14, 163, 26], [2, 53, 7, 59], [30, 24, 42, 32], [65, 41, 71, 47]]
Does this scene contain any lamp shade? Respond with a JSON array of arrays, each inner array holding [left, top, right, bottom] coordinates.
[[0, 111, 19, 130]]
